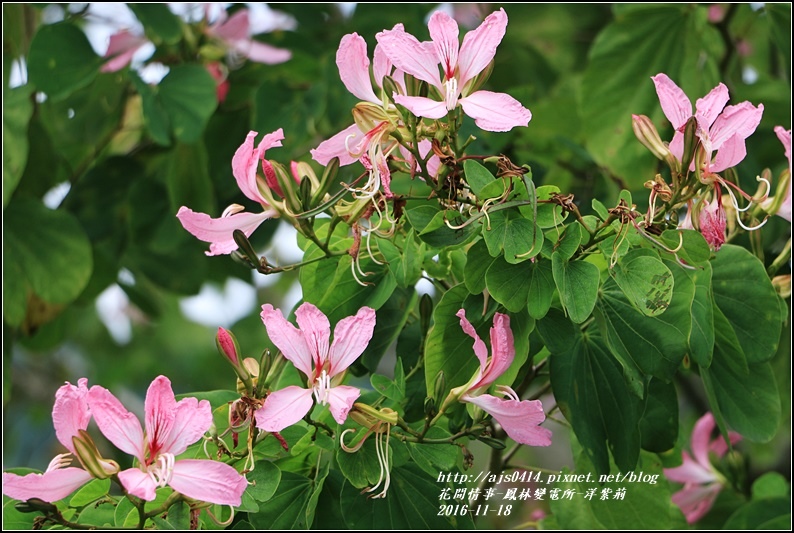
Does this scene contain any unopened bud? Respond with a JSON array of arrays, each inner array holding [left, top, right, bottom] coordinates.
[[681, 116, 699, 173], [380, 75, 403, 106], [15, 498, 58, 514], [632, 115, 674, 164], [267, 160, 301, 214], [236, 357, 259, 394], [216, 327, 241, 366], [476, 434, 507, 450], [232, 229, 260, 267], [771, 274, 791, 299], [424, 397, 436, 418], [312, 157, 339, 207], [72, 430, 120, 480], [349, 403, 399, 429], [352, 102, 391, 135]]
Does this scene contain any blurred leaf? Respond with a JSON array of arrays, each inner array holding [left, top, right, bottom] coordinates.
[[28, 22, 102, 100], [3, 85, 33, 207], [767, 3, 791, 70], [165, 141, 215, 215], [538, 309, 643, 474], [723, 498, 790, 530], [581, 5, 720, 187], [129, 4, 182, 45], [752, 473, 790, 500], [639, 378, 678, 453], [4, 197, 93, 307], [711, 245, 782, 364], [113, 496, 137, 528], [340, 464, 475, 529]]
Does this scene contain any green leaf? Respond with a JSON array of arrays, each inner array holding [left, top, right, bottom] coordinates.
[[723, 498, 790, 530], [336, 434, 387, 488], [701, 337, 780, 442], [245, 461, 281, 502], [131, 72, 171, 146], [361, 287, 417, 372], [639, 378, 678, 453], [378, 231, 424, 288], [407, 427, 460, 477], [69, 478, 110, 507], [3, 85, 33, 207], [114, 497, 137, 528], [554, 222, 583, 261], [2, 496, 36, 530], [767, 3, 791, 68], [165, 141, 215, 215], [591, 198, 609, 221], [610, 249, 673, 317], [340, 464, 475, 529], [484, 256, 532, 312], [247, 472, 313, 529], [463, 239, 497, 294], [675, 260, 715, 368], [525, 258, 556, 319], [752, 473, 790, 500], [371, 373, 405, 402], [28, 22, 102, 100], [77, 501, 116, 528], [4, 197, 93, 305], [463, 159, 500, 198], [538, 310, 643, 474], [595, 275, 691, 393], [153, 501, 190, 530], [552, 252, 599, 324], [711, 245, 782, 364], [129, 4, 183, 44], [660, 229, 711, 267], [581, 5, 720, 186], [404, 205, 479, 248], [482, 208, 540, 262], [535, 185, 568, 228]]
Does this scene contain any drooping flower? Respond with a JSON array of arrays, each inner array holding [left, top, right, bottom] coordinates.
[[255, 303, 376, 432], [376, 9, 531, 132], [452, 310, 552, 447], [86, 376, 247, 506], [177, 130, 282, 256], [2, 379, 116, 503], [101, 30, 149, 73], [205, 8, 291, 66], [664, 413, 741, 524]]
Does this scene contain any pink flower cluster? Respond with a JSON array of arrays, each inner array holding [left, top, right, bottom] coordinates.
[[3, 376, 247, 506]]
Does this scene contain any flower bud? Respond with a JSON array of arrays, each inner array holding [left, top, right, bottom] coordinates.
[[216, 327, 243, 368], [771, 274, 791, 299], [352, 102, 392, 135], [72, 430, 120, 480], [681, 115, 699, 173], [349, 403, 398, 430], [633, 115, 676, 170]]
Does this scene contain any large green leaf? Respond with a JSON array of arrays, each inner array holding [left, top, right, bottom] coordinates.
[[3, 197, 93, 309], [247, 472, 313, 529], [340, 464, 475, 529], [538, 310, 643, 474], [482, 208, 540, 262], [463, 239, 497, 294], [28, 22, 102, 100], [404, 205, 479, 248], [675, 260, 715, 368], [723, 498, 791, 530], [3, 85, 33, 207], [165, 141, 215, 215], [638, 378, 678, 453], [378, 231, 424, 289], [360, 287, 418, 372], [711, 245, 782, 364], [463, 159, 502, 199], [245, 461, 281, 503], [581, 4, 720, 186], [129, 4, 182, 44], [552, 252, 599, 324], [701, 319, 781, 443], [609, 249, 673, 317], [484, 256, 532, 312]]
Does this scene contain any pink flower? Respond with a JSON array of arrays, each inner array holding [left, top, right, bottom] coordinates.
[[454, 310, 552, 447], [664, 413, 741, 524], [651, 73, 763, 175], [762, 126, 792, 222], [699, 195, 727, 250], [375, 9, 531, 132], [87, 376, 247, 506], [177, 130, 282, 255], [2, 380, 98, 502], [206, 9, 291, 65], [255, 303, 376, 432], [101, 30, 149, 72]]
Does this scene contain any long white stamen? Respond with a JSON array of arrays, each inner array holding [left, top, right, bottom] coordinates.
[[46, 453, 73, 472], [444, 78, 459, 111], [313, 370, 331, 405], [148, 453, 175, 488], [496, 385, 521, 402]]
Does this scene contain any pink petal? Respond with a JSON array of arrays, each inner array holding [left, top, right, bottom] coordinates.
[[671, 483, 722, 524], [87, 385, 145, 463], [663, 451, 718, 484], [709, 430, 742, 457], [709, 133, 746, 173], [328, 307, 377, 377], [236, 40, 291, 65], [463, 393, 552, 446], [118, 467, 157, 501], [690, 413, 717, 469], [428, 11, 460, 80], [325, 385, 361, 425], [2, 468, 93, 503], [143, 376, 212, 457], [775, 126, 792, 171], [311, 124, 363, 167], [53, 378, 90, 454], [101, 30, 148, 73], [694, 83, 729, 128], [393, 94, 448, 120], [456, 309, 489, 375], [208, 9, 249, 41], [176, 206, 275, 257], [376, 24, 442, 89], [260, 304, 314, 378], [232, 131, 267, 204], [337, 33, 380, 104], [473, 312, 515, 390], [457, 8, 507, 88], [459, 90, 531, 131], [170, 459, 248, 506], [295, 303, 332, 370], [372, 43, 403, 90], [651, 74, 692, 129], [709, 102, 763, 150], [668, 131, 686, 163], [255, 386, 314, 432]]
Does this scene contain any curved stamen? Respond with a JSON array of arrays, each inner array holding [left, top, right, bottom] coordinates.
[[340, 428, 374, 453], [46, 453, 73, 472], [313, 370, 332, 405], [148, 453, 175, 488], [496, 385, 521, 402]]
